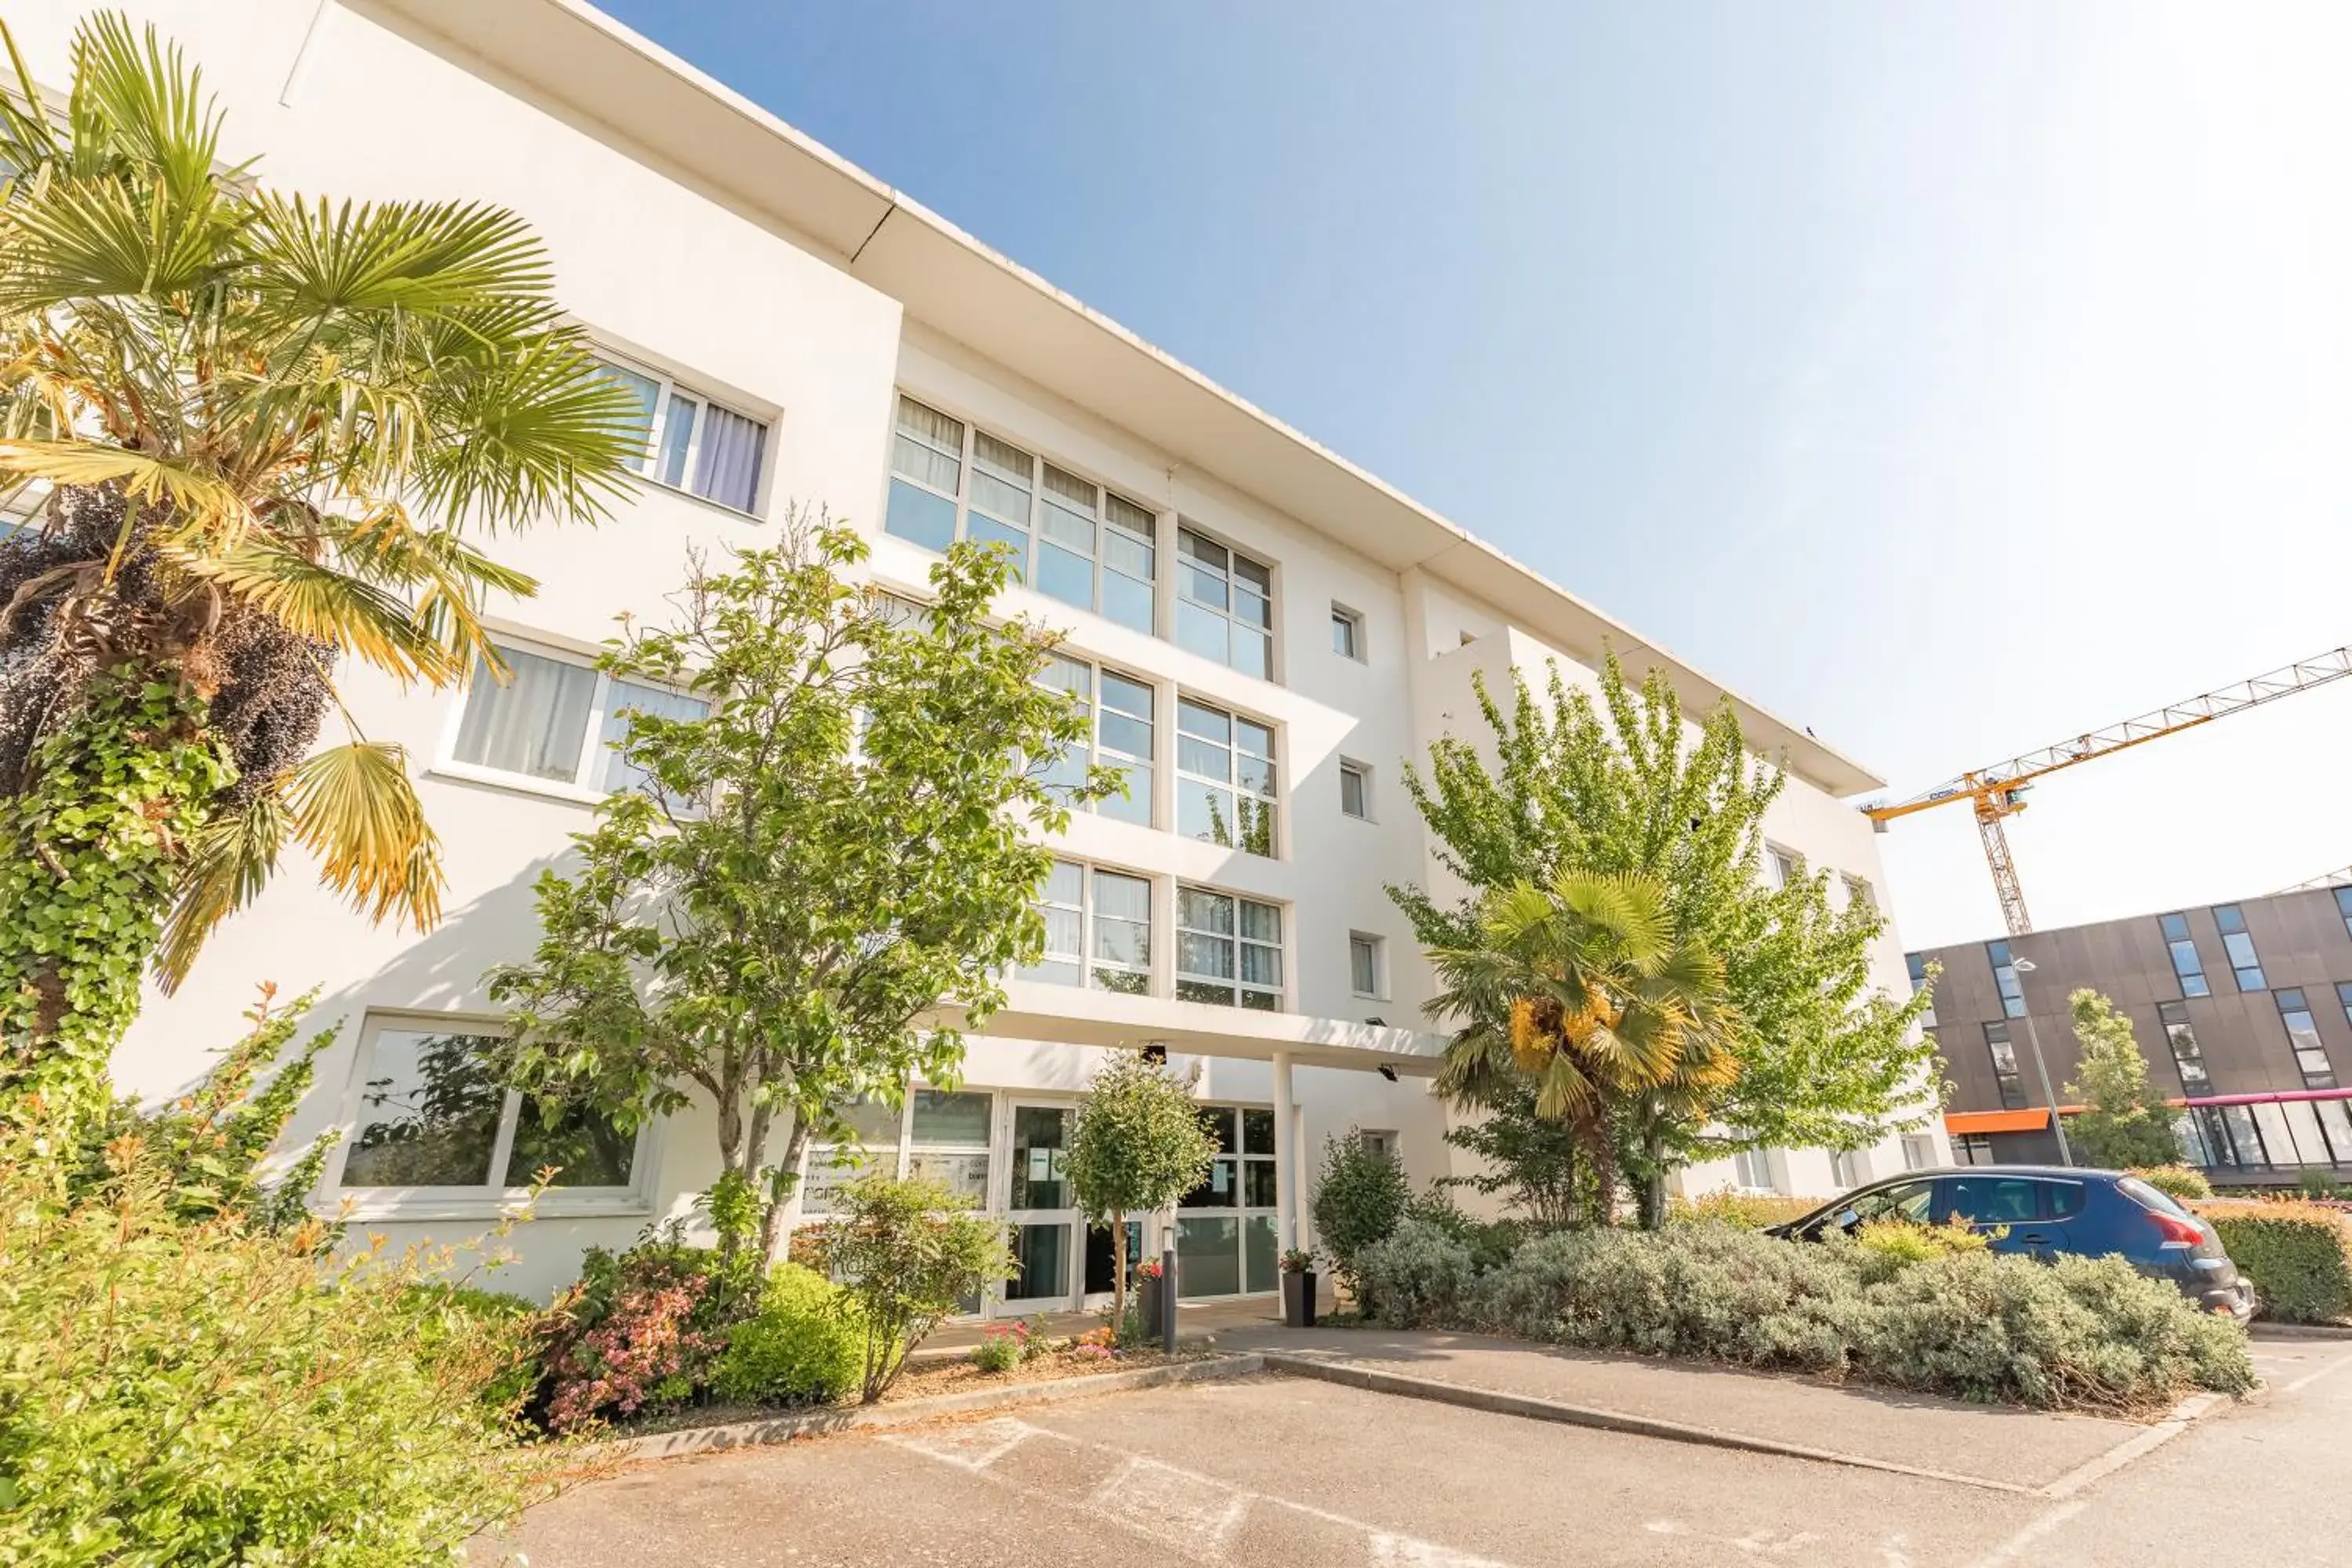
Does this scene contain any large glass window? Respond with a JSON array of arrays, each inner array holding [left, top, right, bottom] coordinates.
[[1174, 527, 1273, 680], [2159, 913, 2210, 997], [2276, 989, 2337, 1090], [2158, 1000, 2211, 1094], [1035, 654, 1154, 827], [883, 396, 1157, 633], [906, 1090, 993, 1206], [1018, 860, 1152, 996], [2212, 905, 2266, 990], [1985, 941, 2027, 1018], [1176, 697, 1278, 856], [1176, 887, 1284, 1010], [452, 641, 708, 797], [1984, 1021, 2027, 1110], [1904, 952, 1936, 1028], [801, 1096, 909, 1217], [1176, 1106, 1279, 1298], [339, 1022, 636, 1193], [593, 354, 766, 513]]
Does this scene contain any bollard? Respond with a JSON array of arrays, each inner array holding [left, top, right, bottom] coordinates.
[[1161, 1243, 1178, 1356]]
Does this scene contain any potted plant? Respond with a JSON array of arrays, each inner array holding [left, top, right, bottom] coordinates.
[[1135, 1256, 1167, 1341], [1280, 1248, 1318, 1328]]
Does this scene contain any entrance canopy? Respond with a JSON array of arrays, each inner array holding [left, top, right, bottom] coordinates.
[[975, 980, 1451, 1076]]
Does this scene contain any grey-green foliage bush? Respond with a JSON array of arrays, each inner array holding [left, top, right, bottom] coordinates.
[[1356, 1220, 2256, 1412], [710, 1262, 866, 1406], [1311, 1131, 1411, 1294]]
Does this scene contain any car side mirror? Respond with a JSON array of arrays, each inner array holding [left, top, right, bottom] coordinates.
[[1833, 1207, 1862, 1232]]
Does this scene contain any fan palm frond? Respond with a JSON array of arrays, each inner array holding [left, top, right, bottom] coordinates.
[[154, 789, 289, 989], [283, 741, 444, 932]]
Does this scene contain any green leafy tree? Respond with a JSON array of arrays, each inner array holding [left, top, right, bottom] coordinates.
[[486, 517, 1110, 1255], [1439, 1080, 1588, 1231], [818, 1173, 1015, 1403], [2063, 989, 2183, 1169], [1064, 1051, 1218, 1325], [1428, 869, 1737, 1225], [1393, 654, 1936, 1225], [1312, 1128, 1412, 1297], [0, 13, 640, 1127]]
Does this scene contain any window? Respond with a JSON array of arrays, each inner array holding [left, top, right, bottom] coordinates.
[[2157, 1001, 2211, 1094], [1955, 1134, 1996, 1167], [2276, 989, 2337, 1090], [1177, 697, 1277, 856], [1829, 1149, 1865, 1188], [1944, 1174, 2045, 1226], [450, 641, 709, 797], [1339, 759, 1371, 820], [883, 396, 1158, 635], [1330, 604, 1363, 661], [1731, 1147, 1779, 1193], [1986, 940, 2027, 1018], [1174, 527, 1273, 679], [1020, 860, 1152, 996], [1984, 1021, 2027, 1110], [800, 1096, 907, 1217], [2212, 905, 2266, 990], [1348, 933, 1385, 998], [2336, 887, 2352, 940], [339, 1019, 637, 1196], [1035, 653, 1154, 827], [1176, 887, 1283, 1010], [1358, 1130, 1401, 1163], [593, 354, 766, 514], [2180, 1103, 2268, 1170], [1766, 845, 1803, 889], [905, 1089, 994, 1205], [1843, 875, 1876, 914], [1900, 1133, 1938, 1171], [1176, 1106, 1279, 1298], [2159, 914, 2210, 997], [2337, 982, 2352, 1035], [1905, 953, 1936, 1029]]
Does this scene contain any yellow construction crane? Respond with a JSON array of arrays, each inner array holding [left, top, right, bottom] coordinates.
[[1867, 644, 2352, 936]]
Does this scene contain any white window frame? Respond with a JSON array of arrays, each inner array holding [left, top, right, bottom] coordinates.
[[1358, 1129, 1402, 1164], [1175, 694, 1280, 858], [593, 350, 769, 517], [1348, 931, 1386, 1000], [883, 393, 1159, 634], [1730, 1145, 1781, 1195], [1176, 886, 1286, 1011], [435, 633, 706, 806], [1174, 524, 1276, 681], [1019, 858, 1153, 996], [1338, 757, 1373, 821], [1900, 1133, 1939, 1171], [1828, 1149, 1867, 1189], [1843, 874, 1876, 913], [1766, 844, 1804, 888], [1036, 651, 1156, 829], [326, 1011, 655, 1221], [1330, 602, 1365, 662]]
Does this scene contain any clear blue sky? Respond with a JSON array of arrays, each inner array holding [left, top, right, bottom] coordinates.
[[604, 0, 2352, 949]]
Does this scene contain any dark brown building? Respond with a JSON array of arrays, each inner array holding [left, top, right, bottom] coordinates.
[[1911, 885, 2352, 1184]]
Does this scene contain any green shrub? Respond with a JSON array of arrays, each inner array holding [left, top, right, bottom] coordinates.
[[1356, 1219, 1480, 1327], [710, 1263, 865, 1406], [1668, 1186, 1818, 1230], [1311, 1131, 1411, 1297], [1849, 1216, 1991, 1283], [819, 1174, 1016, 1403], [970, 1321, 1029, 1375], [0, 1137, 570, 1565], [535, 1227, 766, 1430], [1399, 1184, 1540, 1275], [2198, 1200, 2352, 1325], [1446, 1221, 2252, 1412], [405, 1284, 545, 1415], [2130, 1165, 2214, 1201]]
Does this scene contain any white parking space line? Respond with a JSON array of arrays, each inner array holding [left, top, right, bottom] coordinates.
[[1959, 1502, 2085, 1568]]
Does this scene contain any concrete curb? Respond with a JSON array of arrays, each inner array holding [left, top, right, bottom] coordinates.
[[2249, 1320, 2352, 1341], [1258, 1352, 2233, 1498], [606, 1352, 1264, 1462]]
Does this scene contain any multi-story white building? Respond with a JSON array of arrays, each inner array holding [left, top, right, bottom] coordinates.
[[34, 0, 1945, 1307]]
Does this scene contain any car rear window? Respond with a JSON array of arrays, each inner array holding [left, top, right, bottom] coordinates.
[[2045, 1181, 2085, 1219], [2117, 1176, 2190, 1219]]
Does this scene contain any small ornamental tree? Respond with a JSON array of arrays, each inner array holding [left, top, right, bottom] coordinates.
[[1312, 1129, 1412, 1297], [1064, 1052, 1218, 1326], [2064, 989, 2182, 1169], [486, 517, 1112, 1254], [820, 1174, 1014, 1403]]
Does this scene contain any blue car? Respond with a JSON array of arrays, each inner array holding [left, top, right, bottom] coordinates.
[[1768, 1165, 2255, 1323]]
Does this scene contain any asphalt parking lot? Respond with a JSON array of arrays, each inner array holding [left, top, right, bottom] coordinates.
[[499, 1335, 2352, 1568]]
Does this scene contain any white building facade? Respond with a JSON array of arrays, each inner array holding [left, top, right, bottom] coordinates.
[[28, 0, 1946, 1307]]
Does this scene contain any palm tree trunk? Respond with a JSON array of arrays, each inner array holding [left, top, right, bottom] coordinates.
[[0, 669, 226, 1132]]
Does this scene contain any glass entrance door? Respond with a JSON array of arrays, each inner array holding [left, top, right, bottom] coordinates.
[[1002, 1102, 1077, 1314]]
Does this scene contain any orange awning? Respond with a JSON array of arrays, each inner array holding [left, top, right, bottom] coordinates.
[[1944, 1108, 2052, 1134]]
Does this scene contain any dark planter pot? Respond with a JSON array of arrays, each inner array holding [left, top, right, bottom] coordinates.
[[1138, 1275, 1166, 1339], [1283, 1269, 1317, 1328]]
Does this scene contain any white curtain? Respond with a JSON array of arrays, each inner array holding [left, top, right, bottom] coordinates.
[[596, 680, 710, 794], [693, 403, 767, 511], [455, 646, 595, 782]]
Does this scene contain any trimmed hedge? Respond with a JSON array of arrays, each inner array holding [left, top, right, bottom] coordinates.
[[1668, 1187, 1818, 1230], [1356, 1219, 2256, 1414], [2196, 1200, 2352, 1325], [2128, 1165, 2213, 1201]]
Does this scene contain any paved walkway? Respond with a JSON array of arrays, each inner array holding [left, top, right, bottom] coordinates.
[[920, 1294, 1299, 1356]]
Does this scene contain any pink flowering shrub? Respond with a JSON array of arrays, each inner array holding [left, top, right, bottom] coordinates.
[[542, 1283, 722, 1432]]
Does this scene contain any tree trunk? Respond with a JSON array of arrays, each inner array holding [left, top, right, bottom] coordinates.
[[0, 670, 225, 1133], [1111, 1209, 1128, 1327], [758, 1116, 808, 1261]]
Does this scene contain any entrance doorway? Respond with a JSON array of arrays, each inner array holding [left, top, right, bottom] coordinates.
[[1003, 1102, 1077, 1312]]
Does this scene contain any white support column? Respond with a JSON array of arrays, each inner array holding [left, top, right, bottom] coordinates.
[[1272, 1051, 1298, 1253], [1292, 1102, 1310, 1253]]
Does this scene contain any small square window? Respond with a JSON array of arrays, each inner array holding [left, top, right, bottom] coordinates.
[[1349, 932, 1385, 998], [1766, 845, 1804, 888], [1330, 604, 1364, 661], [1339, 760, 1370, 820], [1842, 874, 1876, 913]]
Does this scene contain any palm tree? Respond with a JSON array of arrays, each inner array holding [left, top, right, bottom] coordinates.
[[1428, 869, 1740, 1225], [0, 14, 642, 1120]]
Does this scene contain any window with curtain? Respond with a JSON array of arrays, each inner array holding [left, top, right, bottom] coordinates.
[[1033, 655, 1155, 826], [1348, 933, 1382, 997], [1176, 887, 1283, 1010], [452, 640, 707, 795], [592, 353, 767, 514], [1017, 860, 1150, 995], [1174, 527, 1273, 679]]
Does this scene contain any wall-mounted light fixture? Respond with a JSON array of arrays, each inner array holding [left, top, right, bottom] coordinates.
[[1377, 1064, 1399, 1083]]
